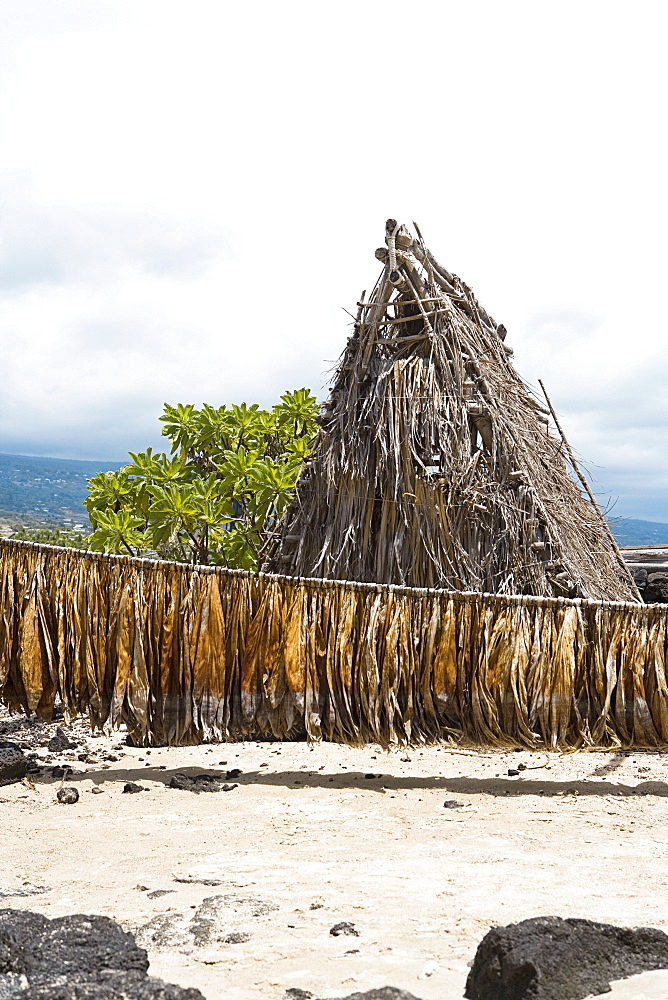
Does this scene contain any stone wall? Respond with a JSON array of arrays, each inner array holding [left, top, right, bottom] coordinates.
[[620, 547, 668, 603]]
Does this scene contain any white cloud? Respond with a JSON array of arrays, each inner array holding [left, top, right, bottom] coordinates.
[[0, 0, 667, 518]]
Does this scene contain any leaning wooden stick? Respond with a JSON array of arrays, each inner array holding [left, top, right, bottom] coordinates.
[[538, 377, 642, 602]]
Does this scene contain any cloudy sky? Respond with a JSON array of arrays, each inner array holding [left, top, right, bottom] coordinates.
[[1, 1, 667, 520]]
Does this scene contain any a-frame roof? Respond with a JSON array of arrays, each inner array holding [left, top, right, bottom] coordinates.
[[264, 220, 640, 603]]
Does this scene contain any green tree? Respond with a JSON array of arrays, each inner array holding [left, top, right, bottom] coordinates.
[[84, 388, 318, 568], [11, 526, 91, 550]]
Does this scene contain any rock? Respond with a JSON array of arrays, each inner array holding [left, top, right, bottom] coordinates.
[[329, 922, 359, 937], [0, 717, 31, 740], [321, 990, 423, 1000], [135, 913, 192, 952], [0, 717, 53, 752], [221, 783, 238, 792], [0, 886, 49, 899], [169, 773, 225, 793], [633, 567, 648, 590], [50, 766, 75, 779], [135, 894, 279, 951], [0, 911, 146, 981], [26, 754, 41, 776], [56, 788, 79, 805], [464, 915, 668, 1000], [0, 743, 28, 786], [443, 799, 464, 809], [146, 890, 174, 900], [645, 572, 668, 604], [226, 768, 241, 779], [507, 769, 520, 776], [223, 931, 251, 944], [2, 975, 203, 997], [284, 990, 315, 1000], [47, 728, 78, 752], [123, 783, 147, 794], [173, 877, 224, 887], [0, 909, 204, 998], [0, 714, 94, 759]]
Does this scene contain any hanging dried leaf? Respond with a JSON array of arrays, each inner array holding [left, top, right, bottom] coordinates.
[[1, 540, 666, 748]]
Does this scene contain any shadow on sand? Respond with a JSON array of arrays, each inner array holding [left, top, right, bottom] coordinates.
[[31, 762, 668, 799]]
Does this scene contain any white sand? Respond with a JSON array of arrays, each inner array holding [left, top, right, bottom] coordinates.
[[3, 730, 668, 1000]]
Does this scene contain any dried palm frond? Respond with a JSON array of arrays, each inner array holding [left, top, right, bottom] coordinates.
[[1, 539, 665, 748]]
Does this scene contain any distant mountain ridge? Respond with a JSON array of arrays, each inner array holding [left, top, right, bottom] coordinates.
[[1, 452, 667, 544], [610, 518, 668, 547], [0, 452, 123, 526]]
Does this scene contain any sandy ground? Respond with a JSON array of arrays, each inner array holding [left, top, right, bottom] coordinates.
[[3, 719, 668, 1000]]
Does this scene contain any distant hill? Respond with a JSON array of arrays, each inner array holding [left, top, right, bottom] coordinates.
[[0, 453, 123, 527], [1, 452, 667, 544], [610, 518, 668, 547]]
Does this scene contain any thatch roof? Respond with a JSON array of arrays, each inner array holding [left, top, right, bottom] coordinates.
[[264, 221, 639, 603]]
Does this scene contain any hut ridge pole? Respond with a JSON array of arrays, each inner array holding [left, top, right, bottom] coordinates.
[[538, 378, 643, 603]]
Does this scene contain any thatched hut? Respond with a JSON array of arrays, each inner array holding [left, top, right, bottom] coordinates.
[[5, 221, 661, 750], [264, 221, 639, 603]]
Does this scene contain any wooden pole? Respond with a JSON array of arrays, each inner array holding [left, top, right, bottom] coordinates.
[[538, 379, 643, 602]]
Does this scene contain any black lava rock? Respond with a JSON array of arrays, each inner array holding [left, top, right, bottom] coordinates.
[[50, 766, 74, 779], [56, 787, 79, 804], [329, 922, 359, 937], [0, 910, 205, 998], [0, 742, 28, 786], [169, 773, 224, 793], [443, 799, 464, 809], [645, 572, 668, 604], [47, 727, 78, 752], [123, 783, 147, 794], [465, 915, 668, 1000], [322, 990, 423, 1000]]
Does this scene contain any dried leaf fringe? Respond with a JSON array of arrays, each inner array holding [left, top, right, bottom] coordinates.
[[1, 539, 666, 748]]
